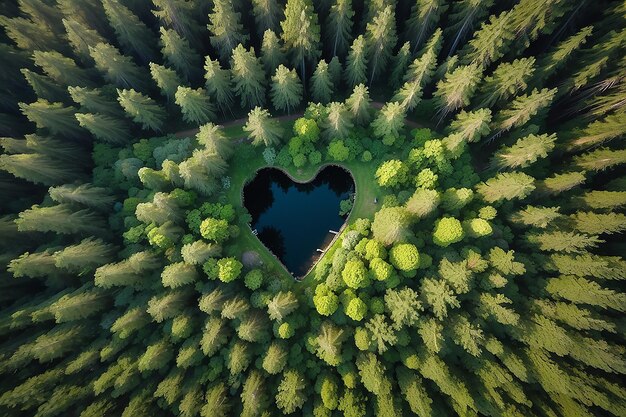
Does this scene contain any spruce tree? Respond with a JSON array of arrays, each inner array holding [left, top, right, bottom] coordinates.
[[365, 5, 397, 84], [150, 63, 182, 102], [325, 0, 354, 56], [270, 64, 303, 114], [207, 0, 249, 62], [102, 0, 157, 63], [117, 88, 166, 131], [344, 35, 368, 88], [203, 57, 235, 114], [230, 44, 267, 109], [159, 27, 201, 81], [280, 0, 321, 84], [89, 43, 146, 90], [345, 83, 372, 125], [260, 29, 286, 75], [243, 107, 284, 147], [252, 0, 283, 36], [405, 0, 448, 52], [75, 112, 132, 144], [175, 86, 216, 125], [310, 59, 334, 104]]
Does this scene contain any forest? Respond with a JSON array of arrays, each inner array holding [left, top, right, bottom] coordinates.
[[0, 0, 624, 416]]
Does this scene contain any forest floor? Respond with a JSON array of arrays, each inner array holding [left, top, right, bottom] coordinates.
[[175, 107, 424, 284]]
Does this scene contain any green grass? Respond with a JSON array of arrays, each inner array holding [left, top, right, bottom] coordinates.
[[219, 121, 392, 286]]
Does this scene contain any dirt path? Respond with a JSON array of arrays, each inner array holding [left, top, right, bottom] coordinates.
[[174, 101, 423, 138]]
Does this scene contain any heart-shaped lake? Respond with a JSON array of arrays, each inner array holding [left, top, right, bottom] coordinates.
[[243, 165, 355, 277]]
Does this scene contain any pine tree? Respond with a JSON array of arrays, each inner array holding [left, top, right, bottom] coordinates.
[[323, 102, 354, 140], [344, 35, 368, 88], [494, 88, 557, 132], [203, 57, 234, 114], [389, 41, 411, 89], [526, 231, 602, 253], [252, 0, 283, 35], [565, 113, 626, 151], [396, 367, 433, 416], [392, 80, 423, 111], [16, 204, 107, 235], [0, 15, 61, 52], [117, 89, 166, 131], [260, 29, 286, 75], [576, 190, 626, 211], [570, 211, 626, 236], [159, 27, 201, 81], [48, 183, 115, 209], [371, 101, 406, 140], [175, 86, 216, 125], [448, 108, 492, 142], [162, 262, 199, 288], [280, 0, 321, 84], [243, 107, 284, 147], [32, 50, 93, 88], [491, 133, 556, 169], [102, 0, 157, 63], [53, 237, 115, 273], [207, 0, 249, 62], [150, 63, 182, 102], [89, 43, 146, 90], [573, 148, 626, 173], [345, 83, 372, 125], [201, 382, 231, 417], [460, 11, 514, 67], [365, 5, 397, 84], [310, 59, 334, 103], [545, 275, 625, 312], [62, 18, 106, 64], [534, 25, 593, 84], [477, 172, 535, 203], [405, 0, 447, 52], [434, 63, 482, 121], [267, 291, 299, 322], [230, 44, 267, 109], [151, 0, 198, 39], [196, 123, 234, 160], [325, 0, 354, 56], [445, 0, 494, 56], [537, 171, 586, 196], [476, 57, 536, 107], [271, 64, 303, 114], [67, 86, 122, 116], [75, 112, 132, 144], [19, 99, 84, 138]]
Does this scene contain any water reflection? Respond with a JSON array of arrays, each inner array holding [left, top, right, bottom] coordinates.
[[243, 166, 354, 277]]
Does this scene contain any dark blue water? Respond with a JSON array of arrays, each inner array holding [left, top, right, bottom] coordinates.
[[243, 166, 354, 277]]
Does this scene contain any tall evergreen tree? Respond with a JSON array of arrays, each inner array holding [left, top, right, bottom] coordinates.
[[203, 57, 234, 115], [405, 0, 448, 52], [230, 44, 267, 109], [117, 88, 166, 131], [365, 5, 397, 84], [207, 0, 249, 62], [89, 43, 146, 90], [310, 59, 334, 104], [270, 64, 303, 114], [175, 87, 216, 125], [325, 0, 354, 57], [102, 0, 157, 63], [344, 35, 368, 88], [280, 0, 321, 84], [243, 107, 284, 147], [252, 0, 283, 36], [149, 62, 182, 102], [260, 29, 286, 75], [159, 27, 201, 81], [75, 112, 132, 144]]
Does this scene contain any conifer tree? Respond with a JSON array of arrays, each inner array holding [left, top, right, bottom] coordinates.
[[175, 86, 216, 125], [67, 86, 122, 116], [117, 89, 166, 131], [477, 172, 535, 203], [89, 43, 146, 90], [252, 0, 283, 35], [325, 0, 354, 56], [203, 57, 234, 114], [405, 0, 448, 52], [32, 50, 93, 88], [323, 102, 354, 140], [62, 18, 106, 64], [48, 183, 115, 209], [434, 63, 482, 121], [19, 99, 84, 138], [389, 41, 411, 89], [270, 64, 303, 114], [345, 83, 372, 125], [573, 148, 626, 173], [371, 101, 406, 140], [102, 0, 157, 63], [449, 108, 492, 142], [260, 29, 286, 75], [159, 27, 201, 81], [365, 5, 397, 84], [207, 0, 249, 62], [151, 0, 198, 39], [243, 107, 284, 147], [275, 369, 307, 414], [310, 59, 334, 103], [534, 25, 593, 84], [230, 44, 267, 109], [460, 11, 515, 67], [280, 0, 321, 84], [476, 57, 535, 107], [445, 0, 494, 55], [16, 204, 107, 235], [150, 63, 182, 102], [75, 112, 132, 144], [21, 68, 68, 103], [344, 35, 368, 88], [491, 133, 556, 169], [196, 123, 233, 160], [494, 87, 556, 133]]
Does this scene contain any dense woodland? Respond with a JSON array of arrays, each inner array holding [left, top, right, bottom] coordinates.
[[0, 0, 625, 416]]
